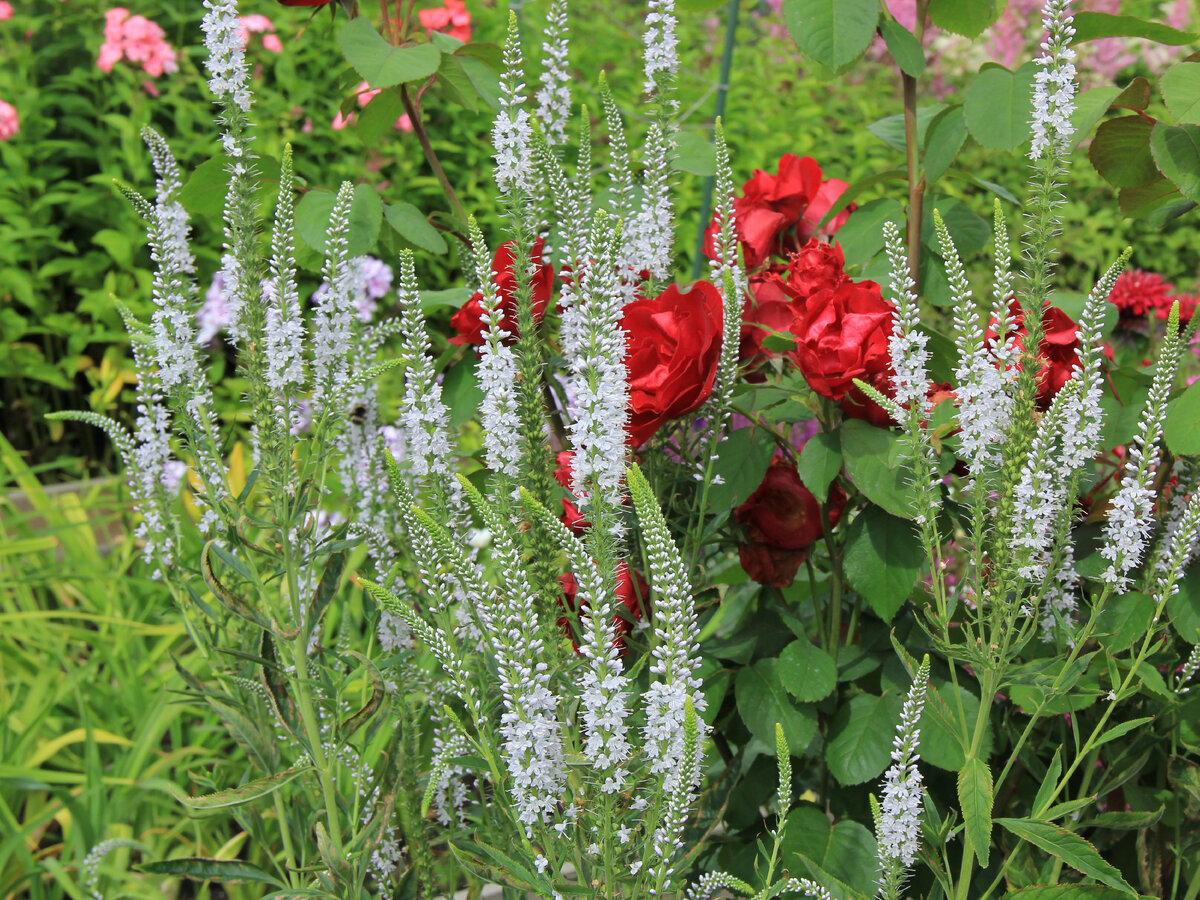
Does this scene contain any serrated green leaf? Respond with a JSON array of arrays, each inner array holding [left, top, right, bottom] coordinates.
[[706, 426, 775, 510], [782, 0, 878, 73], [736, 658, 818, 755], [839, 419, 919, 519], [796, 431, 842, 503], [964, 63, 1038, 150], [1162, 62, 1200, 123], [825, 693, 902, 785], [777, 639, 837, 702], [842, 506, 924, 622], [993, 819, 1137, 895], [1089, 116, 1160, 189], [958, 757, 993, 867], [1150, 122, 1200, 202], [339, 18, 442, 88], [385, 202, 447, 254]]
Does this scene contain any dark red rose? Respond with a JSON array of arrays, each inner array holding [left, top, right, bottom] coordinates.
[[735, 454, 846, 587], [623, 280, 724, 447], [703, 154, 854, 270], [449, 238, 555, 345], [791, 278, 894, 403], [989, 300, 1082, 409], [559, 563, 649, 652]]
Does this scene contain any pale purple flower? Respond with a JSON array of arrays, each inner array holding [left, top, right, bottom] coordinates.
[[198, 270, 232, 344]]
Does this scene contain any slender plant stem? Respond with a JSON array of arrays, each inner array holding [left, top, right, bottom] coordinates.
[[400, 84, 469, 224]]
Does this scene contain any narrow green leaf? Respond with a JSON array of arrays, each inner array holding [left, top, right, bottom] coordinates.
[[1032, 748, 1062, 817], [1072, 11, 1198, 45], [994, 819, 1137, 896], [1001, 888, 1134, 900], [880, 20, 925, 77], [958, 757, 993, 867], [167, 766, 310, 812], [923, 105, 968, 183], [139, 858, 283, 886]]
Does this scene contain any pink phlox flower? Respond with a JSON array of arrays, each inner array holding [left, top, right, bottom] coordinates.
[[239, 14, 283, 53], [99, 8, 178, 77], [0, 99, 18, 141]]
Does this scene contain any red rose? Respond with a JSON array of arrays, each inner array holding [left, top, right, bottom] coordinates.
[[740, 270, 796, 373], [703, 154, 854, 270], [790, 278, 894, 403], [735, 454, 846, 587], [449, 238, 555, 345], [559, 563, 649, 652], [989, 300, 1081, 409], [623, 280, 724, 447], [775, 239, 847, 304]]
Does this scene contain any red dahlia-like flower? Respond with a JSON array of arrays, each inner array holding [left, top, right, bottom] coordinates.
[[449, 237, 554, 345], [1108, 268, 1198, 326], [703, 154, 854, 270], [623, 280, 724, 447]]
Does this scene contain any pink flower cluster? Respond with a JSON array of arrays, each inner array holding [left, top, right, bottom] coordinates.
[[0, 2, 13, 21], [240, 14, 283, 54], [99, 8, 178, 78], [419, 0, 471, 43], [0, 99, 18, 142]]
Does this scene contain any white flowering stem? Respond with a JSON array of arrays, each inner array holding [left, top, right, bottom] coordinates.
[[877, 657, 930, 900]]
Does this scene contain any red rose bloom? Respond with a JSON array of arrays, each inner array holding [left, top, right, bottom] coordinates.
[[740, 270, 796, 372], [559, 563, 649, 652], [735, 454, 846, 587], [449, 238, 554, 345], [623, 280, 724, 447], [774, 239, 847, 304], [989, 300, 1081, 408], [703, 154, 854, 270], [790, 278, 894, 402]]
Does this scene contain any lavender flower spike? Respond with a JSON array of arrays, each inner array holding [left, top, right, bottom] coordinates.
[[876, 657, 930, 899], [1030, 0, 1077, 161]]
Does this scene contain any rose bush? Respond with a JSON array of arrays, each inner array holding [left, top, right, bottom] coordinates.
[[702, 153, 854, 270], [449, 238, 554, 345], [622, 280, 723, 448]]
